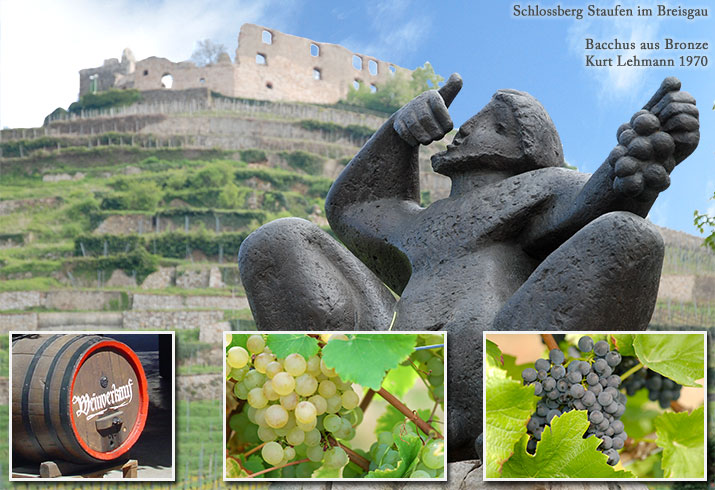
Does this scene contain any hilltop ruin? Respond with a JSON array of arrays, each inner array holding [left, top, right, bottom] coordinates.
[[79, 23, 410, 104]]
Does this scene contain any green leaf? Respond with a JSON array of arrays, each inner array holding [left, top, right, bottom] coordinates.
[[484, 365, 535, 477], [500, 354, 533, 382], [311, 459, 346, 478], [624, 450, 663, 478], [266, 334, 319, 360], [365, 432, 422, 478], [381, 362, 419, 398], [501, 411, 634, 478], [611, 333, 636, 356], [375, 405, 431, 437], [655, 406, 705, 478], [243, 454, 266, 475], [486, 339, 504, 366], [226, 333, 249, 351], [619, 388, 659, 440], [633, 334, 704, 387], [225, 458, 242, 478], [322, 334, 417, 390]]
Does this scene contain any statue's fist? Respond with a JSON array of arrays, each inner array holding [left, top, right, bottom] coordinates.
[[607, 77, 699, 202], [393, 73, 462, 147]]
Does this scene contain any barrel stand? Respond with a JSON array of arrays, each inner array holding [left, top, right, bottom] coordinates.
[[11, 458, 139, 479]]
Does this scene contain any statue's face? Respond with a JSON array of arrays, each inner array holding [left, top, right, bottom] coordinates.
[[431, 98, 524, 175]]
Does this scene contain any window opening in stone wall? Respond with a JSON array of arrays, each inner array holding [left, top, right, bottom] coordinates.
[[161, 73, 173, 89], [310, 43, 320, 57], [199, 78, 206, 84], [370, 84, 377, 93], [368, 60, 378, 76], [256, 53, 267, 65], [143, 69, 149, 76], [266, 82, 273, 89], [353, 80, 360, 90], [313, 68, 321, 80], [389, 65, 396, 74], [262, 30, 272, 44], [89, 74, 98, 93], [352, 55, 362, 70]]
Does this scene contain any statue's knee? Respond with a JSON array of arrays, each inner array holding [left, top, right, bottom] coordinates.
[[585, 211, 664, 258], [238, 218, 320, 277]]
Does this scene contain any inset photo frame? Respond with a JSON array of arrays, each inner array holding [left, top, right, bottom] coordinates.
[[483, 331, 706, 481], [9, 331, 175, 481], [224, 331, 446, 481]]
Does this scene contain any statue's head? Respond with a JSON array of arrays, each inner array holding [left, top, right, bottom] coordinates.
[[431, 89, 565, 177]]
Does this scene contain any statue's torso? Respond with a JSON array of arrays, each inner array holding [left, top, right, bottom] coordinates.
[[390, 168, 579, 331]]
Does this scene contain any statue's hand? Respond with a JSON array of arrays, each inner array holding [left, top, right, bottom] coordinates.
[[393, 73, 462, 147], [606, 77, 699, 202]]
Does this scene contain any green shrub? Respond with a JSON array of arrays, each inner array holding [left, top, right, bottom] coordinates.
[[68, 88, 142, 114], [194, 162, 232, 188], [278, 150, 324, 175], [124, 181, 163, 211], [218, 182, 241, 209], [239, 149, 267, 163]]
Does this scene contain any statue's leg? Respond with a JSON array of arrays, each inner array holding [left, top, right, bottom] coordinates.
[[238, 217, 396, 331], [493, 211, 664, 330]]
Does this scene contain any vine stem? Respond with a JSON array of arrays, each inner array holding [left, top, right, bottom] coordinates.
[[541, 334, 558, 351], [359, 389, 375, 412], [327, 436, 370, 471], [243, 441, 266, 458], [670, 400, 686, 412], [246, 458, 310, 478], [377, 387, 443, 439], [619, 361, 644, 381]]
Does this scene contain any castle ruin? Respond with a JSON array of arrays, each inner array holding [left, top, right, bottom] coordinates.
[[79, 23, 410, 104]]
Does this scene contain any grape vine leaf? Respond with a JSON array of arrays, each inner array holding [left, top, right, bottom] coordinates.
[[375, 405, 431, 437], [226, 333, 249, 351], [620, 388, 659, 440], [365, 431, 422, 478], [610, 333, 636, 356], [381, 363, 419, 398], [484, 365, 535, 478], [625, 450, 664, 478], [322, 334, 417, 390], [486, 339, 504, 366], [633, 334, 704, 387], [266, 334, 319, 360], [225, 458, 242, 478], [311, 458, 347, 478], [655, 406, 705, 478], [500, 353, 533, 382], [500, 411, 634, 478], [243, 454, 266, 475]]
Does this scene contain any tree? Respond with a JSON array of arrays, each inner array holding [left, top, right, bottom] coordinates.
[[344, 62, 444, 114], [694, 197, 715, 251], [190, 39, 228, 66]]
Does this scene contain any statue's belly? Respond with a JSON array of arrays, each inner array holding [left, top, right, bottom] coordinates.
[[392, 242, 538, 331]]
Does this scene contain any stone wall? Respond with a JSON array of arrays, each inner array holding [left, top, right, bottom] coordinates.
[[77, 23, 411, 107]]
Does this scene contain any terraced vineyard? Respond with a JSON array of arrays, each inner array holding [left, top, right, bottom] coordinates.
[[0, 93, 713, 487]]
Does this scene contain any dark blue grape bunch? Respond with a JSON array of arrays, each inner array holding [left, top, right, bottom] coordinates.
[[521, 335, 627, 466], [615, 355, 682, 408]]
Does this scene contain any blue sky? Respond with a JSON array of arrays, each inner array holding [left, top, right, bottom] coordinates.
[[1, 0, 713, 236]]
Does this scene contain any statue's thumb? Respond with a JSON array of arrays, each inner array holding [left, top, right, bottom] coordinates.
[[642, 76, 681, 112], [438, 73, 463, 108]]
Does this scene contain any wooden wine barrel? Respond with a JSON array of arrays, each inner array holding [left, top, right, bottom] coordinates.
[[12, 334, 149, 464]]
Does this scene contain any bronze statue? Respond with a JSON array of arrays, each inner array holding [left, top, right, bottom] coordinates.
[[238, 74, 699, 460]]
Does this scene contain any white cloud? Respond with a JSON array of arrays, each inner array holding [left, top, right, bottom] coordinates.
[[0, 0, 279, 128], [338, 1, 430, 63], [567, 1, 663, 100]]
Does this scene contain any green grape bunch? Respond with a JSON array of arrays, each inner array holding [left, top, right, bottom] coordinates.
[[227, 333, 361, 470]]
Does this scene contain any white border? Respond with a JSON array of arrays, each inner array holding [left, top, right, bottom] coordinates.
[[482, 330, 708, 481], [8, 330, 176, 482], [223, 330, 447, 482]]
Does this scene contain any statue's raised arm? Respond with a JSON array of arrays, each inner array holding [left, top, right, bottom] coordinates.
[[325, 74, 463, 293], [523, 77, 700, 255]]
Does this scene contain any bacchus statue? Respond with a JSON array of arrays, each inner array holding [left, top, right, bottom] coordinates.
[[238, 74, 699, 460]]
